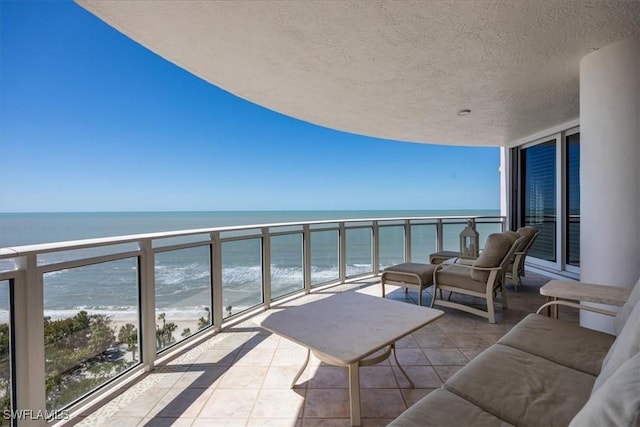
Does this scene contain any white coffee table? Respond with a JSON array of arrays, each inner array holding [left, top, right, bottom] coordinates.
[[260, 291, 444, 426]]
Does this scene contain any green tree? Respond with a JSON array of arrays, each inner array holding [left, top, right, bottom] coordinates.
[[155, 312, 176, 349], [118, 323, 138, 360], [197, 307, 211, 330]]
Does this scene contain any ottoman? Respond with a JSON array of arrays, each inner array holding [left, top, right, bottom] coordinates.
[[381, 262, 437, 306]]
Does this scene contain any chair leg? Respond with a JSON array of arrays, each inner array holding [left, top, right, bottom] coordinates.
[[487, 297, 496, 324], [501, 282, 509, 309], [430, 286, 438, 308]]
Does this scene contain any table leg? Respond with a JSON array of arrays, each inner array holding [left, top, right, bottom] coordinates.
[[392, 343, 415, 388], [545, 296, 560, 319], [348, 362, 361, 426], [290, 349, 310, 389]]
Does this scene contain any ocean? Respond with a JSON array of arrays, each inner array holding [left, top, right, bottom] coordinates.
[[0, 210, 500, 321]]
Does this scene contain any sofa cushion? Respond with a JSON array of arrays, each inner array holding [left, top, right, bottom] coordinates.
[[613, 276, 640, 335], [388, 388, 513, 427], [444, 344, 595, 427], [471, 232, 518, 282], [594, 296, 640, 391], [569, 352, 640, 427], [497, 313, 615, 375], [382, 263, 437, 285]]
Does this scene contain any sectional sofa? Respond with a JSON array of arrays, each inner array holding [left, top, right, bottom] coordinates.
[[389, 278, 640, 426]]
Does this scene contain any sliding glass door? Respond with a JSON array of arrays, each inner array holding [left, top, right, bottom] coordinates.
[[566, 132, 580, 268], [513, 127, 580, 273], [521, 140, 556, 262]]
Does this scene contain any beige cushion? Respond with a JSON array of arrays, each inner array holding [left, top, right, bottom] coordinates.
[[389, 388, 514, 427], [471, 232, 518, 282], [436, 264, 487, 293], [382, 263, 437, 285], [570, 352, 640, 427], [445, 344, 595, 427], [594, 296, 640, 391], [516, 226, 538, 248], [614, 276, 640, 335], [498, 313, 615, 375]]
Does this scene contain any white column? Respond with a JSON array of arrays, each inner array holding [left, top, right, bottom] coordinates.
[[580, 35, 640, 333]]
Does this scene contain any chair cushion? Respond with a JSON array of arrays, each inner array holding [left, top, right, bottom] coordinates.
[[444, 344, 595, 427], [569, 352, 640, 427], [516, 226, 538, 247], [497, 313, 615, 375], [594, 296, 640, 391], [471, 232, 518, 282], [388, 388, 514, 427], [613, 276, 640, 335], [436, 265, 486, 293], [382, 263, 437, 285]]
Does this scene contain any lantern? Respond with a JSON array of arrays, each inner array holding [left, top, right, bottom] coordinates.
[[460, 219, 479, 260]]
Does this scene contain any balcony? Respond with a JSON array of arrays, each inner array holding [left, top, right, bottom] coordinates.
[[0, 215, 565, 426]]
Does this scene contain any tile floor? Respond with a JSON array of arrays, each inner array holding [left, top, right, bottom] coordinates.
[[75, 272, 574, 427]]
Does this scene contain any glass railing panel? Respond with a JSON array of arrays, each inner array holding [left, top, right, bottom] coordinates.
[[0, 280, 11, 419], [270, 234, 303, 300], [410, 225, 437, 263], [220, 229, 262, 240], [221, 239, 262, 318], [0, 260, 14, 274], [37, 243, 138, 266], [310, 230, 339, 286], [43, 258, 140, 411], [155, 246, 211, 352], [152, 234, 211, 249], [309, 222, 339, 231], [269, 225, 303, 234], [378, 226, 404, 269], [476, 222, 503, 249], [442, 223, 466, 251], [345, 228, 372, 277]]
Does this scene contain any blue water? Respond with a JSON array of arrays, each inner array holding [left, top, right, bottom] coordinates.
[[0, 210, 499, 316]]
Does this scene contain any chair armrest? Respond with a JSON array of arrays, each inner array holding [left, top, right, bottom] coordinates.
[[535, 300, 618, 317], [437, 262, 501, 272]]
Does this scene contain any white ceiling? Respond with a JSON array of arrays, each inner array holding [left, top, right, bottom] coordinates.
[[77, 0, 640, 147]]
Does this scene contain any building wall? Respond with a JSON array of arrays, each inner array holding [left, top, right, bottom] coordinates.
[[580, 35, 640, 333]]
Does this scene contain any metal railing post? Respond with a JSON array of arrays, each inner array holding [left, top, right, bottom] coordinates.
[[303, 225, 311, 294], [436, 219, 444, 252], [138, 239, 156, 371], [211, 232, 223, 332], [372, 221, 379, 275], [13, 255, 46, 426], [339, 223, 346, 282], [404, 219, 412, 262], [262, 228, 271, 308]]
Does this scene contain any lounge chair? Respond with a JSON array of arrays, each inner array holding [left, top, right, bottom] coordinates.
[[431, 231, 523, 323], [505, 226, 540, 290]]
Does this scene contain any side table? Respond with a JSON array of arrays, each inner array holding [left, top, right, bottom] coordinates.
[[539, 280, 631, 319]]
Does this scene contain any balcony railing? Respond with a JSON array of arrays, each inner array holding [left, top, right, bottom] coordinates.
[[0, 214, 504, 426]]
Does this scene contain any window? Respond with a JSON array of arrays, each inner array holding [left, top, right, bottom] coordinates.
[[511, 128, 580, 274], [521, 140, 556, 262], [566, 133, 580, 267]]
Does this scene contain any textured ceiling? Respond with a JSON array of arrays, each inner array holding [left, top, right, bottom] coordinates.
[[77, 0, 640, 147]]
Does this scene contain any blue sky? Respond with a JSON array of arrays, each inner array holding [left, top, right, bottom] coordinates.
[[0, 1, 500, 213]]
